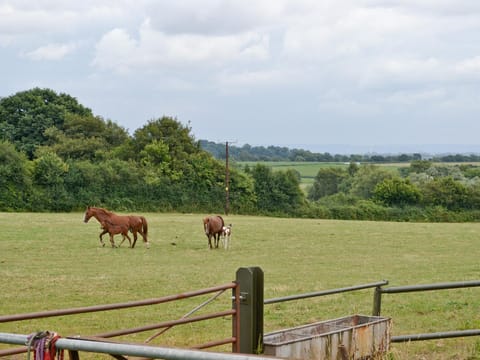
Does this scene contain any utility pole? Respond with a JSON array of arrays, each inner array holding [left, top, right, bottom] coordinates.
[[225, 141, 230, 215]]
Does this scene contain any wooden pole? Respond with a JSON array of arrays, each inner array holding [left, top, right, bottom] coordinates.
[[225, 141, 230, 215]]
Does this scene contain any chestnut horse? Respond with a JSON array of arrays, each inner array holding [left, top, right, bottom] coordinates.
[[203, 215, 224, 249], [84, 206, 149, 248], [101, 220, 132, 248]]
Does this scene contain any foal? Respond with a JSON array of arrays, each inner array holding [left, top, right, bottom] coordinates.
[[100, 220, 132, 248], [221, 224, 232, 250]]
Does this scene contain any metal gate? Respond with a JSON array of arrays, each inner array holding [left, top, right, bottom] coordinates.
[[0, 267, 265, 358]]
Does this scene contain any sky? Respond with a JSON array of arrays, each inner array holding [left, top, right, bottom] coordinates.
[[2, 1, 480, 154]]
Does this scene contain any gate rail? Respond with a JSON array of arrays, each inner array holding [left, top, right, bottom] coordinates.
[[0, 282, 240, 357], [373, 280, 480, 343], [265, 280, 388, 304]]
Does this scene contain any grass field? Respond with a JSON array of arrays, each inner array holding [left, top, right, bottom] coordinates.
[[1, 212, 480, 359]]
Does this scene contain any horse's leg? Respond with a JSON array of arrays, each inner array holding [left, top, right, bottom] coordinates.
[[207, 234, 212, 249], [118, 234, 126, 247], [99, 229, 108, 247], [125, 233, 132, 248], [132, 230, 138, 249], [109, 234, 116, 248]]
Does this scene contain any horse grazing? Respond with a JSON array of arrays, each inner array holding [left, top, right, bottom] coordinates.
[[84, 206, 150, 248], [101, 220, 132, 248], [221, 224, 232, 250], [203, 215, 224, 249]]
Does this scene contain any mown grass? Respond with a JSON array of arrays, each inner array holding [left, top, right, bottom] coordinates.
[[1, 213, 480, 359]]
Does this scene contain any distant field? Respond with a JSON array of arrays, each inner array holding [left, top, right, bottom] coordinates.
[[235, 161, 405, 192], [1, 212, 480, 359], [237, 161, 349, 178], [235, 161, 480, 191]]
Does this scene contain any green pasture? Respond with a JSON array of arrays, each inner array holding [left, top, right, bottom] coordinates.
[[1, 213, 480, 359]]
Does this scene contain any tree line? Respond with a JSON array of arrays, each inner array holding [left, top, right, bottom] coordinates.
[[200, 140, 480, 163], [1, 88, 479, 222], [0, 88, 303, 214]]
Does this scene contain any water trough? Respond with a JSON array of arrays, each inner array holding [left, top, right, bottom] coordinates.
[[263, 314, 391, 360]]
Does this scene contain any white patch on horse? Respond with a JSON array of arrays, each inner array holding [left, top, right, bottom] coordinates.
[[221, 224, 232, 250]]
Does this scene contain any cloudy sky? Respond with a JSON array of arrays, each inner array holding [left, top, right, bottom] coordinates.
[[2, 1, 480, 153]]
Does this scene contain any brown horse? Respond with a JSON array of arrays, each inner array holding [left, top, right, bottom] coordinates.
[[84, 206, 150, 248], [203, 215, 224, 249], [101, 220, 132, 248]]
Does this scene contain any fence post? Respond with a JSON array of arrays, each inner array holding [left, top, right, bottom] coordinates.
[[372, 286, 383, 316], [235, 267, 264, 354]]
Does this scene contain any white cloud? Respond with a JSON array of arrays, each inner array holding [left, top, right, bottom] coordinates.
[[0, 3, 74, 34], [455, 56, 480, 75], [384, 88, 447, 105], [92, 20, 270, 73], [217, 69, 284, 89], [359, 57, 445, 89], [24, 42, 76, 61], [146, 0, 284, 35], [91, 28, 137, 73], [0, 1, 143, 37]]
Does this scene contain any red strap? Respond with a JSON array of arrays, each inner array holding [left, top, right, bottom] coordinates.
[[49, 334, 64, 360]]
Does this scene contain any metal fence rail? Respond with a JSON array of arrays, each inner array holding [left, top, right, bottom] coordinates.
[[0, 283, 237, 323], [0, 333, 280, 360], [373, 279, 480, 316], [264, 280, 388, 305], [264, 278, 480, 345], [392, 329, 480, 343], [0, 282, 239, 357], [373, 279, 480, 343]]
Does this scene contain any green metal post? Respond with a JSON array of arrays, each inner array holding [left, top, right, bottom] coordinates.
[[372, 286, 382, 316], [235, 267, 264, 354]]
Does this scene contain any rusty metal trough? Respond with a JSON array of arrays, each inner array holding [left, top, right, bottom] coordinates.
[[263, 314, 391, 360]]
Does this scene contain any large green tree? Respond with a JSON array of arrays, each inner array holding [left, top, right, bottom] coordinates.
[[39, 113, 130, 161], [132, 117, 200, 177], [0, 88, 93, 159]]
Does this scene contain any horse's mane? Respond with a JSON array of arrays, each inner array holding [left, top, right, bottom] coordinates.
[[91, 206, 114, 216]]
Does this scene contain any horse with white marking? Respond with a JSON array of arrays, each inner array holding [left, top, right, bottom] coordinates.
[[221, 224, 232, 250]]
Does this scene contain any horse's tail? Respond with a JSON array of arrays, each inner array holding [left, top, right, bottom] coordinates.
[[141, 216, 148, 240], [217, 215, 225, 227]]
